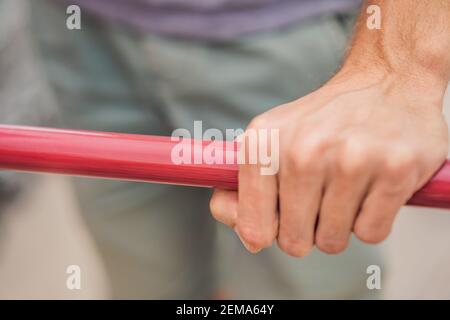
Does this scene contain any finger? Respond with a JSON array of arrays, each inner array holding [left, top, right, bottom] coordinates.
[[315, 145, 372, 254], [236, 126, 278, 253], [354, 189, 406, 244], [316, 173, 370, 254], [277, 149, 324, 258], [209, 189, 238, 228], [354, 158, 418, 244]]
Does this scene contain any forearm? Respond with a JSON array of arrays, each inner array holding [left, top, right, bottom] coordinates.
[[342, 0, 450, 95]]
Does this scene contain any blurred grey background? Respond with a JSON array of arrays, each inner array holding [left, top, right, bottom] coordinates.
[[1, 0, 450, 299]]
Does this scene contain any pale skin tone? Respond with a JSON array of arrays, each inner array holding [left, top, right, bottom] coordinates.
[[210, 0, 450, 256]]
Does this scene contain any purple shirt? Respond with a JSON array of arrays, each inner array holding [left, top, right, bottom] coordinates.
[[66, 0, 361, 40]]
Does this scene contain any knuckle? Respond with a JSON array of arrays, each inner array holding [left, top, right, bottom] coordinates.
[[315, 235, 349, 254], [237, 225, 274, 249], [336, 139, 370, 176], [380, 150, 419, 196], [209, 196, 221, 218], [383, 149, 417, 178], [289, 137, 326, 172], [247, 114, 271, 130], [354, 221, 390, 244], [277, 236, 313, 258]]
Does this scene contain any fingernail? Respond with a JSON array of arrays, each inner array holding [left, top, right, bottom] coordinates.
[[234, 227, 261, 254]]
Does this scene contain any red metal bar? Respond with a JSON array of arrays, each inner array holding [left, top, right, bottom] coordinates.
[[0, 124, 449, 209]]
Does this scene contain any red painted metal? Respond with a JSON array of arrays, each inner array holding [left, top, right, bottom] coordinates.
[[0, 125, 238, 189], [0, 124, 449, 209]]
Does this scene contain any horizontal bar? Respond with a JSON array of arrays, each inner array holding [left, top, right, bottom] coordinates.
[[0, 125, 449, 209]]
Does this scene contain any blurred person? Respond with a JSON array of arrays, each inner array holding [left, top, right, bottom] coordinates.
[[0, 0, 56, 211], [27, 0, 450, 299]]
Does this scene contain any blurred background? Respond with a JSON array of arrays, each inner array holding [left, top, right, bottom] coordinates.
[[1, 0, 450, 299]]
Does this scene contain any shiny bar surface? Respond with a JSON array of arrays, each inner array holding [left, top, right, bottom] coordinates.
[[0, 125, 449, 209]]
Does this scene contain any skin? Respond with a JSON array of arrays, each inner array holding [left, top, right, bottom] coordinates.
[[210, 0, 450, 256]]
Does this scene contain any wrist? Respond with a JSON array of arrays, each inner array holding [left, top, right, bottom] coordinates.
[[331, 0, 450, 106], [327, 63, 447, 110]]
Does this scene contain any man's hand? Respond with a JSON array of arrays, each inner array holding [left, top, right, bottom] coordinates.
[[210, 0, 450, 256], [211, 70, 448, 256]]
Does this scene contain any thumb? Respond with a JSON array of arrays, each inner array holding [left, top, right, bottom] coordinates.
[[209, 189, 238, 228]]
